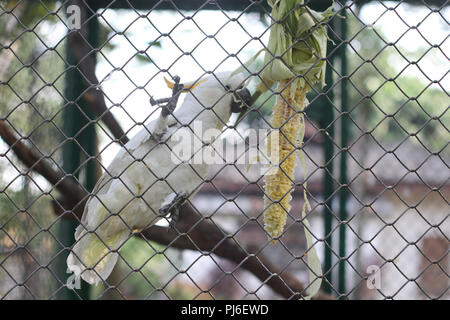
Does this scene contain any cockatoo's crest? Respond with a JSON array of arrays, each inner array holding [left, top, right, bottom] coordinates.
[[164, 77, 208, 92]]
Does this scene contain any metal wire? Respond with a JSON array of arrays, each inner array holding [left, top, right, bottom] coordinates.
[[0, 0, 448, 300]]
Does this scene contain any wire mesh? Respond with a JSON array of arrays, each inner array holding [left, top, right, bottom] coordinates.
[[0, 0, 448, 300]]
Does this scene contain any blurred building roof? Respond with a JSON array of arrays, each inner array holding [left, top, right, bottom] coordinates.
[[199, 136, 449, 199]]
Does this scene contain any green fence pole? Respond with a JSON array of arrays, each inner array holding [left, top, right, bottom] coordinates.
[[58, 47, 90, 299], [338, 8, 349, 298], [57, 5, 99, 300], [79, 12, 100, 194], [321, 17, 337, 295]]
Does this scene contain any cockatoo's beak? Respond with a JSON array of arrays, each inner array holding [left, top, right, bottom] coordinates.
[[230, 87, 252, 114], [164, 77, 207, 92], [234, 90, 261, 126]]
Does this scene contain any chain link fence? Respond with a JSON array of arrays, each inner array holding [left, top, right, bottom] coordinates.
[[0, 0, 448, 300]]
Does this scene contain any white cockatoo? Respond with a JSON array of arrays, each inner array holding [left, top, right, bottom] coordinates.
[[67, 71, 251, 285]]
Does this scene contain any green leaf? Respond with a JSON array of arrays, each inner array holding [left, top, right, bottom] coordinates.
[[297, 113, 323, 299], [260, 0, 336, 88], [136, 53, 153, 64], [148, 40, 162, 48]]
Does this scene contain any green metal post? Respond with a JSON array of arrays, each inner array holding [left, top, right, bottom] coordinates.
[[321, 18, 337, 295], [338, 8, 349, 298], [57, 6, 99, 300], [58, 54, 91, 299], [79, 13, 100, 194]]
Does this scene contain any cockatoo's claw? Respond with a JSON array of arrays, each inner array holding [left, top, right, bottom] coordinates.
[[162, 79, 184, 117], [152, 75, 184, 141], [159, 192, 187, 230], [150, 96, 171, 106], [153, 134, 162, 143], [171, 75, 181, 85], [161, 100, 175, 117], [151, 75, 184, 120]]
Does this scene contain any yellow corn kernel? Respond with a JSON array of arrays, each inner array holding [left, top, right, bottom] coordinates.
[[264, 79, 308, 239]]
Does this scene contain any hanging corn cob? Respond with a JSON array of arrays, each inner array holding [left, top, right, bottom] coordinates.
[[230, 0, 336, 298], [263, 80, 309, 238], [257, 0, 335, 239], [257, 0, 335, 298]]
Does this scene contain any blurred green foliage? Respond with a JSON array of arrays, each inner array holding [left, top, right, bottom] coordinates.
[[0, 0, 63, 299], [0, 182, 58, 299], [242, 16, 448, 153], [345, 20, 449, 152]]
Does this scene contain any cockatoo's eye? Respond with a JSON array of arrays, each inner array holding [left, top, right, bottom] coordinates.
[[224, 85, 231, 91]]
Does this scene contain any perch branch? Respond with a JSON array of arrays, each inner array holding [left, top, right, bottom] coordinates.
[[140, 206, 332, 300], [0, 119, 332, 299], [0, 120, 87, 204]]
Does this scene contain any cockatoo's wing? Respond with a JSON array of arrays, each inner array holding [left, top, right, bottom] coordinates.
[[69, 114, 183, 285], [76, 173, 108, 236], [78, 115, 175, 230]]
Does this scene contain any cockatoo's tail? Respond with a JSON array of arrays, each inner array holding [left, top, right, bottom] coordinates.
[[67, 224, 129, 285]]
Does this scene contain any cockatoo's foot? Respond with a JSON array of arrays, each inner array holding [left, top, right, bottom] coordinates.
[[150, 75, 184, 142], [159, 192, 187, 229], [149, 75, 183, 116]]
